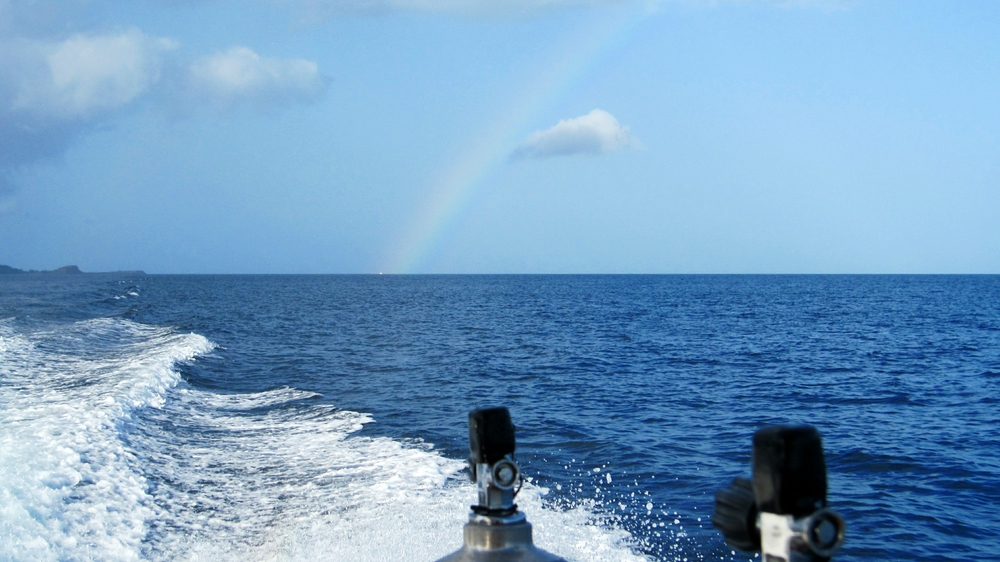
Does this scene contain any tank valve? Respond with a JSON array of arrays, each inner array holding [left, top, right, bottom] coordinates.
[[713, 425, 846, 562], [436, 407, 566, 562]]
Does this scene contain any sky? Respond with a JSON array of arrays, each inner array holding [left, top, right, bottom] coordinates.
[[1, 0, 998, 274]]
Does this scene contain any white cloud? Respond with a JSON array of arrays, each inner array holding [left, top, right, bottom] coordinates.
[[271, 0, 846, 19], [9, 30, 177, 120], [0, 29, 177, 179], [0, 26, 325, 183], [273, 0, 630, 19], [511, 109, 640, 160], [186, 47, 326, 108]]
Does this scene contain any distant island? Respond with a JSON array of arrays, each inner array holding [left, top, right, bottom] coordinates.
[[0, 265, 145, 275]]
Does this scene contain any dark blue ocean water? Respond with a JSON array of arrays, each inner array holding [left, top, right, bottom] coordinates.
[[2, 274, 999, 561]]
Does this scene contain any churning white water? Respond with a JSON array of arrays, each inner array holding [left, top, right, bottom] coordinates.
[[0, 318, 645, 561]]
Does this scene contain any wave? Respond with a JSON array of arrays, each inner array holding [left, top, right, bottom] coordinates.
[[0, 318, 645, 561], [0, 318, 213, 561]]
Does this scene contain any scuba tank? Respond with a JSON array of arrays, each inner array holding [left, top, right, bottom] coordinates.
[[436, 407, 566, 562]]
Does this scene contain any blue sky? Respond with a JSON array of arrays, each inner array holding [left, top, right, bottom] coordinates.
[[1, 0, 998, 273]]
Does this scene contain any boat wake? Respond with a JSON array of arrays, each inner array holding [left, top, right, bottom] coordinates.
[[0, 318, 645, 561]]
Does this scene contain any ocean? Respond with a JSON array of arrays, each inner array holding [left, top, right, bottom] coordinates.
[[1, 274, 998, 561]]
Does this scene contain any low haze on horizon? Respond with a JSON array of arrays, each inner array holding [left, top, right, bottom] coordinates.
[[2, 0, 998, 274]]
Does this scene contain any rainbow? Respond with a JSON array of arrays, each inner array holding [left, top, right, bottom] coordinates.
[[382, 6, 649, 273]]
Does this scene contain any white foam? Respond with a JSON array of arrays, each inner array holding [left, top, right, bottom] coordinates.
[[1, 319, 647, 561], [0, 319, 213, 561], [136, 386, 647, 561]]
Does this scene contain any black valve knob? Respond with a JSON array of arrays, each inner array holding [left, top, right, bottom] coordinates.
[[468, 407, 516, 483], [752, 425, 827, 518], [712, 477, 760, 552]]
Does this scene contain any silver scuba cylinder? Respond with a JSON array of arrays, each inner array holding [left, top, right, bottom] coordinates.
[[436, 407, 566, 562]]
